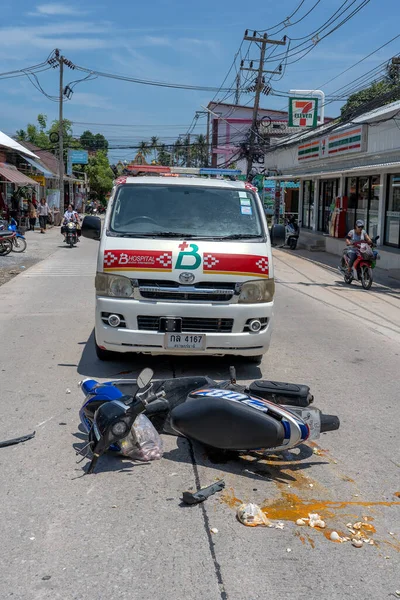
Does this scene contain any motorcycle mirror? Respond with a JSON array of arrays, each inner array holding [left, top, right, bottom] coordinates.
[[137, 368, 153, 389], [81, 215, 101, 241]]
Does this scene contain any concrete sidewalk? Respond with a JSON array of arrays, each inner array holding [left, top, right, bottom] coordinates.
[[282, 246, 400, 291]]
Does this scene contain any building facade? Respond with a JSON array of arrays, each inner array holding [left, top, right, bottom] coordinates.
[[264, 100, 400, 269]]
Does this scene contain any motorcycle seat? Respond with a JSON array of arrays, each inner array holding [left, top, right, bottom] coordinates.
[[170, 396, 285, 450], [0, 230, 13, 237]]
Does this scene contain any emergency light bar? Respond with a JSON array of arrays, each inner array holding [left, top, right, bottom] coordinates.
[[125, 165, 242, 177]]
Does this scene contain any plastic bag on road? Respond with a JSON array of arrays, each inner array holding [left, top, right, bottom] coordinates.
[[119, 414, 163, 461], [237, 503, 273, 527]]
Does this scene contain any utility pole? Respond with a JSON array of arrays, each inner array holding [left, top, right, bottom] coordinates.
[[242, 31, 286, 180], [57, 50, 65, 214], [235, 72, 241, 105], [186, 134, 191, 167]]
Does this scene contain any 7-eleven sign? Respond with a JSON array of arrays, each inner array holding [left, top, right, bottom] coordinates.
[[288, 97, 319, 127]]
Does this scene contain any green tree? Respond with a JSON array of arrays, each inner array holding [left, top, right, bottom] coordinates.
[[138, 141, 150, 159], [85, 151, 114, 202], [341, 62, 400, 116], [79, 130, 108, 151], [192, 134, 208, 167], [150, 136, 159, 162], [157, 144, 171, 166]]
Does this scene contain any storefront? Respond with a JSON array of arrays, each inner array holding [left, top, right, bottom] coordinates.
[[0, 163, 39, 226], [384, 174, 400, 248], [264, 99, 400, 269]]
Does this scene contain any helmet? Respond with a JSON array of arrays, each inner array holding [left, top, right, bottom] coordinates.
[[355, 219, 364, 228]]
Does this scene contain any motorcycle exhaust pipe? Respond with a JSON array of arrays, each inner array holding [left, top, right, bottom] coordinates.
[[320, 414, 340, 433]]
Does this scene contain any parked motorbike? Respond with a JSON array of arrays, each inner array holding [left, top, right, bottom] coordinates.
[[339, 236, 379, 290], [79, 367, 340, 474], [0, 218, 27, 253], [0, 230, 16, 256], [285, 215, 300, 250], [65, 222, 79, 248]]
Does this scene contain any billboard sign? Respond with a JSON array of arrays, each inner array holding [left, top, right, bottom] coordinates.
[[288, 97, 318, 128], [68, 149, 89, 164]]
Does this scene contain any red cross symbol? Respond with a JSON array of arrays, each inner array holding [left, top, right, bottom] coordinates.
[[178, 241, 189, 251]]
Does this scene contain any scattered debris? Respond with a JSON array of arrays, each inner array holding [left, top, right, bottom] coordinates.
[[29, 537, 35, 541], [66, 389, 71, 394], [275, 522, 285, 529], [286, 548, 292, 553], [309, 484, 314, 488], [0, 431, 35, 448], [237, 503, 273, 527], [395, 591, 400, 598], [59, 422, 67, 426], [182, 480, 225, 505], [295, 513, 325, 529], [169, 472, 178, 477], [111, 505, 117, 508], [42, 576, 51, 581], [330, 531, 343, 542], [352, 538, 363, 548], [210, 528, 218, 534]]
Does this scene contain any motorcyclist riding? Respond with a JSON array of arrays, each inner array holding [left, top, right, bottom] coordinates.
[[345, 219, 372, 273], [62, 204, 81, 241]]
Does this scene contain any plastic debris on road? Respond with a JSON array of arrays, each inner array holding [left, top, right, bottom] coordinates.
[[210, 528, 218, 534], [66, 389, 71, 394], [237, 503, 273, 527]]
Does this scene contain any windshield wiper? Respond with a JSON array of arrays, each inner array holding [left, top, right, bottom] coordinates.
[[216, 234, 262, 240], [145, 232, 197, 238]]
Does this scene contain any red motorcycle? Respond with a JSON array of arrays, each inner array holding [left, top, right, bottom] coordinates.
[[339, 236, 379, 290]]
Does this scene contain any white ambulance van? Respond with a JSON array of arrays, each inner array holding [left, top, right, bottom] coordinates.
[[82, 167, 283, 363]]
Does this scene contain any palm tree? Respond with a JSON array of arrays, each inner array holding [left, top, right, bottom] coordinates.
[[150, 136, 159, 162], [193, 134, 208, 167], [138, 141, 151, 162]]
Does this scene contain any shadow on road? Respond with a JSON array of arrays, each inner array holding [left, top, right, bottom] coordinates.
[[77, 330, 263, 382]]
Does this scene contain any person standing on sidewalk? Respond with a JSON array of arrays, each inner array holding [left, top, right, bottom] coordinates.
[[28, 200, 37, 231], [37, 198, 49, 233]]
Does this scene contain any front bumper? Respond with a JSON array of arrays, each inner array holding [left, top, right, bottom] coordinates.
[[95, 297, 274, 356]]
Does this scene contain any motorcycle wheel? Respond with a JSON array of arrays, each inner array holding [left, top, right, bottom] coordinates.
[[12, 237, 27, 253], [0, 239, 13, 256], [289, 238, 297, 250], [69, 239, 75, 248], [361, 266, 373, 290], [344, 272, 353, 285]]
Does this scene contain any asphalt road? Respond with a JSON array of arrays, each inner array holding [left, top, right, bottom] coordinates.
[[0, 232, 399, 600]]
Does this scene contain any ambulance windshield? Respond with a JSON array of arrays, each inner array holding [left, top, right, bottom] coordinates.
[[109, 184, 264, 239]]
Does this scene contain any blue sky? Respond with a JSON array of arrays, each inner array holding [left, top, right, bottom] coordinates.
[[0, 0, 399, 162]]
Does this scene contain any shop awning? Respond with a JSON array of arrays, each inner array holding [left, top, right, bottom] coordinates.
[[0, 163, 40, 186], [267, 160, 400, 180], [23, 157, 55, 178]]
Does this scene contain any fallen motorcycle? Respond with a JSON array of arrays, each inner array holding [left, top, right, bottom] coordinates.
[[79, 367, 340, 474], [339, 236, 379, 289]]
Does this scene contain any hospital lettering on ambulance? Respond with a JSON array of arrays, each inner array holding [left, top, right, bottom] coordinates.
[[103, 249, 173, 271]]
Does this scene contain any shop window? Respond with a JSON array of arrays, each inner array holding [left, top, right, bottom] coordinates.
[[318, 179, 339, 233], [384, 174, 400, 248], [302, 180, 314, 229], [345, 175, 381, 236]]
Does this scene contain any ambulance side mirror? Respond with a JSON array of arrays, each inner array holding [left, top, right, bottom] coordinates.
[[270, 224, 285, 247], [82, 216, 101, 241]]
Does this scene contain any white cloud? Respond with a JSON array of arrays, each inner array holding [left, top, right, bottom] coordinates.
[[30, 3, 87, 16]]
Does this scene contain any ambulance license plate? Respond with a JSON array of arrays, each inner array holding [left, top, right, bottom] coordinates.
[[165, 333, 205, 350]]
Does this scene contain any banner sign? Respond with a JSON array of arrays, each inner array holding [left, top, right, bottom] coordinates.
[[29, 174, 45, 186], [68, 149, 88, 164], [297, 125, 367, 162], [288, 97, 318, 128]]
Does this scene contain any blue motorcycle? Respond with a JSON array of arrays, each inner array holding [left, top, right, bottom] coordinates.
[[78, 367, 340, 474], [0, 218, 27, 253]]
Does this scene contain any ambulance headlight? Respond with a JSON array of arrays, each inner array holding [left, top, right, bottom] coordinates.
[[95, 272, 134, 298], [238, 279, 275, 303]]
